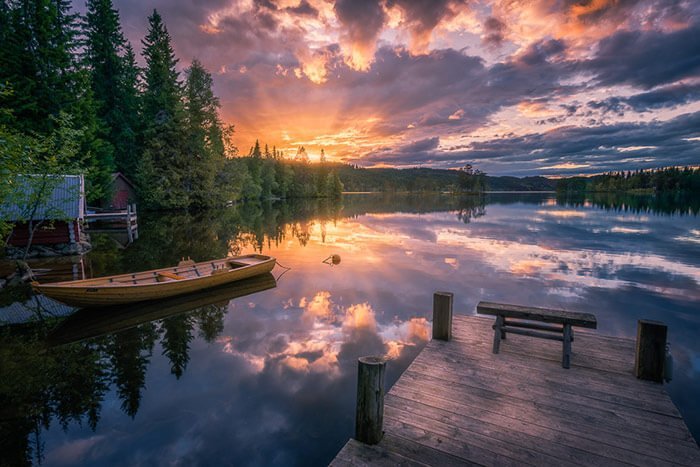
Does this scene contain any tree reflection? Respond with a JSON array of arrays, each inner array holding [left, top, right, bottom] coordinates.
[[456, 196, 487, 224], [0, 327, 109, 466], [0, 275, 274, 465], [556, 192, 699, 216], [107, 324, 159, 417], [161, 314, 194, 379]]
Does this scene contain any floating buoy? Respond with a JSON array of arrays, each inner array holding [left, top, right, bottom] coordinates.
[[322, 254, 341, 266]]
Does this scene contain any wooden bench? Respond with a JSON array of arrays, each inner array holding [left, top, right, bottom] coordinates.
[[476, 301, 597, 368]]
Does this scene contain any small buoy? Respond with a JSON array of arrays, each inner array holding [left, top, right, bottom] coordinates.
[[322, 254, 341, 266], [664, 343, 673, 383]]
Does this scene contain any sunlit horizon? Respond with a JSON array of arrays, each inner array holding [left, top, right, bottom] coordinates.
[[79, 0, 700, 176]]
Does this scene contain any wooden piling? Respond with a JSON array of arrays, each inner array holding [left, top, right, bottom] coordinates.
[[635, 319, 667, 383], [126, 204, 134, 243], [432, 292, 453, 341], [332, 315, 700, 466], [355, 356, 386, 445]]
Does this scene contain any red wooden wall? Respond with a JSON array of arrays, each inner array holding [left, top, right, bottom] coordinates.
[[7, 221, 78, 246]]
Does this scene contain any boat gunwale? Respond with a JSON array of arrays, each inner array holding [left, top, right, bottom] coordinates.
[[33, 255, 276, 289]]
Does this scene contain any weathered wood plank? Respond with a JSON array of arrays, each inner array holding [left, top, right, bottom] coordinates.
[[390, 374, 700, 461], [379, 433, 472, 467], [330, 439, 426, 466], [384, 405, 541, 466], [418, 340, 670, 400], [386, 392, 657, 467], [477, 301, 597, 328], [404, 359, 688, 431], [382, 416, 523, 467], [331, 315, 700, 467]]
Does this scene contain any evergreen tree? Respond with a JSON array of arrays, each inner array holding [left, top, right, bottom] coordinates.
[[138, 9, 187, 208], [83, 0, 140, 181], [183, 59, 225, 207], [114, 43, 142, 178], [0, 0, 113, 201], [0, 0, 78, 134]]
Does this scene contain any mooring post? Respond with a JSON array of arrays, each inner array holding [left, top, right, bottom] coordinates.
[[126, 204, 134, 243], [432, 291, 453, 341], [355, 356, 386, 445], [635, 320, 667, 383]]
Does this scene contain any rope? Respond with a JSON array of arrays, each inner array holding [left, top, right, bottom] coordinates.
[[274, 260, 292, 281]]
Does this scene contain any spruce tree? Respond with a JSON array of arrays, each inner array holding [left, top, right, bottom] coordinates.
[[0, 0, 114, 201], [114, 44, 142, 178], [183, 59, 225, 207], [83, 0, 140, 180], [139, 9, 187, 208], [0, 0, 78, 134]]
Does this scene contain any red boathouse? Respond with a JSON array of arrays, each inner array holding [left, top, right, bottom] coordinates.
[[3, 174, 86, 248]]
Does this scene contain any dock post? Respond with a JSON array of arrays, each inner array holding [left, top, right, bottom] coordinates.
[[126, 204, 134, 243], [432, 292, 453, 341], [635, 320, 667, 383], [355, 356, 386, 445]]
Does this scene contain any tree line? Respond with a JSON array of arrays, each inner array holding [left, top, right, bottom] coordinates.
[[0, 0, 342, 220], [556, 167, 700, 194]]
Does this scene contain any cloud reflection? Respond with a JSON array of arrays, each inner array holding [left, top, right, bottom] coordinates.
[[217, 290, 429, 381]]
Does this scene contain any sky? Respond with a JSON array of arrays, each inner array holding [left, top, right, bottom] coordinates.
[[96, 0, 700, 176]]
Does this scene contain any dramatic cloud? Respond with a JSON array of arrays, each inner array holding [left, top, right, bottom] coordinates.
[[97, 0, 700, 174], [334, 0, 386, 70]]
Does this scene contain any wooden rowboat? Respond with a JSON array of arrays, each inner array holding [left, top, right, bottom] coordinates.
[[32, 254, 276, 307], [47, 273, 277, 346]]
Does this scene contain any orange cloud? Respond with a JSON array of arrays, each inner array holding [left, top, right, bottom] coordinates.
[[343, 302, 377, 331]]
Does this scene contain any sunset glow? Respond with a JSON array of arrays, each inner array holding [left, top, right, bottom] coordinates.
[[101, 0, 700, 175]]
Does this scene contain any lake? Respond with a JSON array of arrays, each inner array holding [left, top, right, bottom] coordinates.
[[1, 192, 699, 466]]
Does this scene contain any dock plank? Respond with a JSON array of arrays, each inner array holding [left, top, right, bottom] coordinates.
[[331, 314, 700, 466]]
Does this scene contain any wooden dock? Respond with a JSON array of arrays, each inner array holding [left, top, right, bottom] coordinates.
[[331, 314, 700, 466], [86, 204, 138, 243]]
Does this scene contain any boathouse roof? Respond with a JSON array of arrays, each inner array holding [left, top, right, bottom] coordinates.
[[1, 174, 85, 222]]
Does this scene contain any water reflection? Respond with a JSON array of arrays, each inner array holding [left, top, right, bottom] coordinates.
[[0, 192, 698, 465]]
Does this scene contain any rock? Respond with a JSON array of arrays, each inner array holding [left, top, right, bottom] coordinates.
[[8, 275, 23, 287], [16, 260, 30, 273], [0, 279, 6, 290]]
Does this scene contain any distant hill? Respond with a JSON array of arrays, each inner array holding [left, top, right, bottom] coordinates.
[[334, 164, 556, 192], [485, 175, 557, 191]]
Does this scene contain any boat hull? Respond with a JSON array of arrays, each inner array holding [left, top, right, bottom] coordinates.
[[32, 255, 276, 307]]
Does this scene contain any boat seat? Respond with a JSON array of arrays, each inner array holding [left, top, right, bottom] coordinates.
[[157, 271, 185, 282]]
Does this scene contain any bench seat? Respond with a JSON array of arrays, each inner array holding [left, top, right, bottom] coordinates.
[[477, 301, 597, 368]]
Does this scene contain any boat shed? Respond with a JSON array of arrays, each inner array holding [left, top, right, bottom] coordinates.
[[99, 172, 137, 210], [2, 174, 86, 248]]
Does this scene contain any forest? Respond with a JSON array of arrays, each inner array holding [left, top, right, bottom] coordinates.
[[556, 167, 700, 194], [0, 1, 343, 217], [1, 0, 696, 228]]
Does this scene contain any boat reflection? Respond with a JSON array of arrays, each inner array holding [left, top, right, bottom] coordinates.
[[48, 273, 277, 346]]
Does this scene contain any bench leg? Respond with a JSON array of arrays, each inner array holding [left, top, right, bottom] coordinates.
[[562, 324, 572, 369], [492, 315, 504, 354], [500, 318, 507, 340]]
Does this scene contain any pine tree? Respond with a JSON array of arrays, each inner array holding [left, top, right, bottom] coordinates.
[[83, 0, 140, 180], [114, 43, 141, 178], [183, 59, 225, 207], [138, 9, 187, 208], [0, 0, 114, 201], [0, 0, 79, 134]]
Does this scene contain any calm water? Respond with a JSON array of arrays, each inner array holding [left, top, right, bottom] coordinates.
[[1, 193, 699, 465]]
